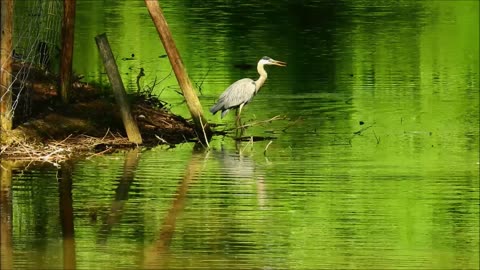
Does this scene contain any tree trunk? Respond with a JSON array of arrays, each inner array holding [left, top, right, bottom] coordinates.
[[59, 0, 77, 104]]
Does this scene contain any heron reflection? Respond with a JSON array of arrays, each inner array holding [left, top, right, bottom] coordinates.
[[213, 146, 267, 209]]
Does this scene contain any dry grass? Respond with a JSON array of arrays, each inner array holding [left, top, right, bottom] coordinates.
[[0, 131, 135, 166]]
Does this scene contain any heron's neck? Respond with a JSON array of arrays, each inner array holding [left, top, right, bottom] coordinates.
[[255, 63, 267, 92]]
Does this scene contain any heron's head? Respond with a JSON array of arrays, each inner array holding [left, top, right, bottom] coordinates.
[[259, 56, 287, 67]]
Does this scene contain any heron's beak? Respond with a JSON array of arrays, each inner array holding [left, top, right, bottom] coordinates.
[[272, 60, 287, 67]]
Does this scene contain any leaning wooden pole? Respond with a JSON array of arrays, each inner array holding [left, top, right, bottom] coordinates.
[[0, 0, 14, 135], [95, 33, 143, 144], [144, 0, 212, 144], [59, 0, 77, 104]]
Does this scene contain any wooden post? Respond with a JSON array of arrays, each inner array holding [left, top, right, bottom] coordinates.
[[144, 0, 212, 145], [95, 33, 143, 144], [0, 0, 14, 134], [59, 0, 76, 104]]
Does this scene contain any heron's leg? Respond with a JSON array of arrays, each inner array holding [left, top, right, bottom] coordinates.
[[234, 104, 245, 140], [236, 103, 244, 126], [238, 103, 244, 117]]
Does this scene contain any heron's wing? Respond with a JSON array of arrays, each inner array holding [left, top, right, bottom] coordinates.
[[219, 78, 256, 106]]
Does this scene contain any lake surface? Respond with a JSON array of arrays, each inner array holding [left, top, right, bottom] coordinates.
[[1, 0, 479, 269]]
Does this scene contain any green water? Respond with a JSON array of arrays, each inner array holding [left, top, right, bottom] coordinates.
[[1, 1, 479, 269]]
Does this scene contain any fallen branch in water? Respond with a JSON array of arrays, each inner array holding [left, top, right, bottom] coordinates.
[[225, 115, 287, 131], [233, 135, 277, 142], [281, 117, 303, 132], [349, 121, 380, 146]]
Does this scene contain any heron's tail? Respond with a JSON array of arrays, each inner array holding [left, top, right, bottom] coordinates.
[[209, 103, 222, 115]]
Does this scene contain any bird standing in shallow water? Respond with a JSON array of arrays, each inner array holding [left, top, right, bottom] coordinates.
[[210, 56, 286, 122]]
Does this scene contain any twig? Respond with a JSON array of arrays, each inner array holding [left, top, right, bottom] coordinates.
[[156, 70, 173, 96], [372, 129, 380, 144], [42, 148, 65, 161], [353, 124, 373, 135], [148, 75, 159, 94], [199, 117, 210, 148], [136, 67, 145, 93], [264, 140, 273, 156], [349, 122, 379, 146], [195, 67, 211, 95], [20, 143, 34, 159], [101, 128, 111, 141], [86, 146, 112, 160], [0, 145, 8, 155], [53, 134, 73, 146], [225, 115, 286, 131], [154, 134, 173, 146], [282, 117, 302, 132]]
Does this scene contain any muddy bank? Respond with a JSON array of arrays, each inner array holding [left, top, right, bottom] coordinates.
[[1, 69, 200, 161]]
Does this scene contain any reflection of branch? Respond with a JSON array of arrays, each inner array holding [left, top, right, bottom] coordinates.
[[264, 141, 273, 156], [240, 136, 254, 155]]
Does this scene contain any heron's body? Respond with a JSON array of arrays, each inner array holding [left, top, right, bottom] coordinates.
[[210, 56, 286, 119], [210, 78, 257, 118]]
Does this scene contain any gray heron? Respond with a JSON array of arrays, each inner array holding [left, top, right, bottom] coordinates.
[[210, 56, 286, 120]]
